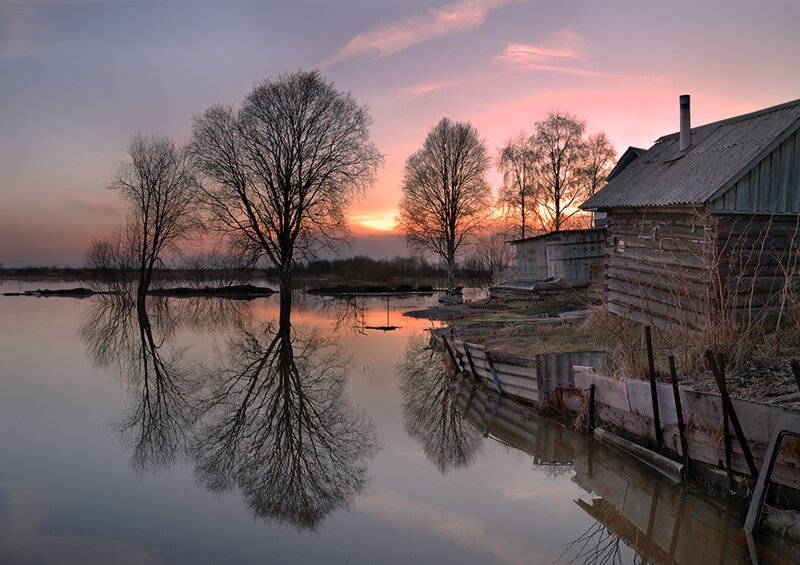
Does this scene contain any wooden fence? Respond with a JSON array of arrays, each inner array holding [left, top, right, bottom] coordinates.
[[438, 333, 800, 492]]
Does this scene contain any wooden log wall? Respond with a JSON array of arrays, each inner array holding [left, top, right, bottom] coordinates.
[[715, 213, 800, 317], [604, 207, 717, 331]]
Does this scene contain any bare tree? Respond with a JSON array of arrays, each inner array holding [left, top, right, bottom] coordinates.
[[397, 117, 491, 295], [109, 134, 198, 301], [190, 70, 383, 303], [581, 131, 616, 197], [465, 227, 516, 294], [497, 132, 537, 240], [529, 111, 589, 232], [85, 223, 138, 293]]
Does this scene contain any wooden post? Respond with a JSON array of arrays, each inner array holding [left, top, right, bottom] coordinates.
[[484, 352, 504, 396], [535, 354, 545, 409], [463, 343, 482, 384], [669, 356, 690, 474], [720, 354, 734, 490], [442, 335, 460, 375], [705, 350, 758, 479], [645, 326, 664, 451], [588, 383, 596, 432]]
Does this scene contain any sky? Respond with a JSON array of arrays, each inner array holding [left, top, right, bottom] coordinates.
[[2, 0, 800, 266]]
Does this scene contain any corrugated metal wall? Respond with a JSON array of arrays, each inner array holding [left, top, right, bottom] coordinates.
[[710, 129, 800, 213]]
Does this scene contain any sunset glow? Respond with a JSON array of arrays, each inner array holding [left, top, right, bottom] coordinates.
[[1, 1, 799, 265], [350, 212, 399, 234]]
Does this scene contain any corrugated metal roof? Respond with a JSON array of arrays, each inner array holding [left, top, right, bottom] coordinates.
[[581, 98, 800, 210]]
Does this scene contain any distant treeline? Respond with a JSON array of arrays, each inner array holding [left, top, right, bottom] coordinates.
[[280, 256, 444, 279], [1, 255, 490, 282]]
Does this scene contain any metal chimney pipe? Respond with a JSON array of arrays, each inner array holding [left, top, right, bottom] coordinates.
[[679, 94, 691, 151]]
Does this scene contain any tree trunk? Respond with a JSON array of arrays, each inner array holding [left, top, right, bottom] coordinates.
[[446, 253, 456, 295], [278, 266, 293, 326]]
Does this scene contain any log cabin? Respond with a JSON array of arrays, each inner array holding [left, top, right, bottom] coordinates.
[[581, 95, 800, 330]]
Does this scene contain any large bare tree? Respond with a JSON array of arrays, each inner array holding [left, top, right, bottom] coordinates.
[[397, 117, 491, 294], [528, 112, 615, 232], [497, 132, 537, 240], [190, 70, 383, 302], [530, 112, 588, 232], [108, 134, 198, 301]]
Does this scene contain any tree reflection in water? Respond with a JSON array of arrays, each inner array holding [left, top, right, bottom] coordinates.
[[81, 294, 378, 531], [80, 294, 198, 473], [192, 302, 379, 531], [398, 335, 482, 473]]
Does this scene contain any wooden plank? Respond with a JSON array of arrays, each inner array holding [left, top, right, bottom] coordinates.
[[488, 359, 537, 378], [758, 156, 770, 211], [687, 426, 800, 491], [494, 382, 536, 402], [791, 129, 800, 211], [778, 135, 793, 212], [574, 367, 631, 412], [492, 372, 537, 393], [594, 402, 658, 442], [627, 379, 678, 426], [488, 351, 538, 368], [735, 174, 749, 210]]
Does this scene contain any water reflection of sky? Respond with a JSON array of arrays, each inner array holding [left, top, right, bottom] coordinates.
[[0, 289, 765, 564]]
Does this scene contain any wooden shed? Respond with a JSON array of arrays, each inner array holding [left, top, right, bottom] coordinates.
[[581, 96, 800, 330], [508, 228, 606, 284]]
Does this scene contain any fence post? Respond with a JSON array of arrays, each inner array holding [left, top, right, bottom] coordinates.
[[705, 350, 758, 480], [669, 356, 690, 475], [442, 335, 460, 376], [645, 326, 664, 451], [463, 343, 482, 384], [536, 354, 545, 409], [484, 352, 504, 396]]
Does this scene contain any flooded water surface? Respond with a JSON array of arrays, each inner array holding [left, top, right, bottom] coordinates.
[[0, 287, 791, 563]]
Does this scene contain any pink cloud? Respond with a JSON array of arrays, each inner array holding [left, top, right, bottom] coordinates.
[[497, 27, 583, 65], [322, 0, 520, 67], [497, 27, 659, 81], [399, 80, 459, 96]]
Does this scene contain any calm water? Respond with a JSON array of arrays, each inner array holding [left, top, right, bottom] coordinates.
[[0, 284, 793, 564]]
